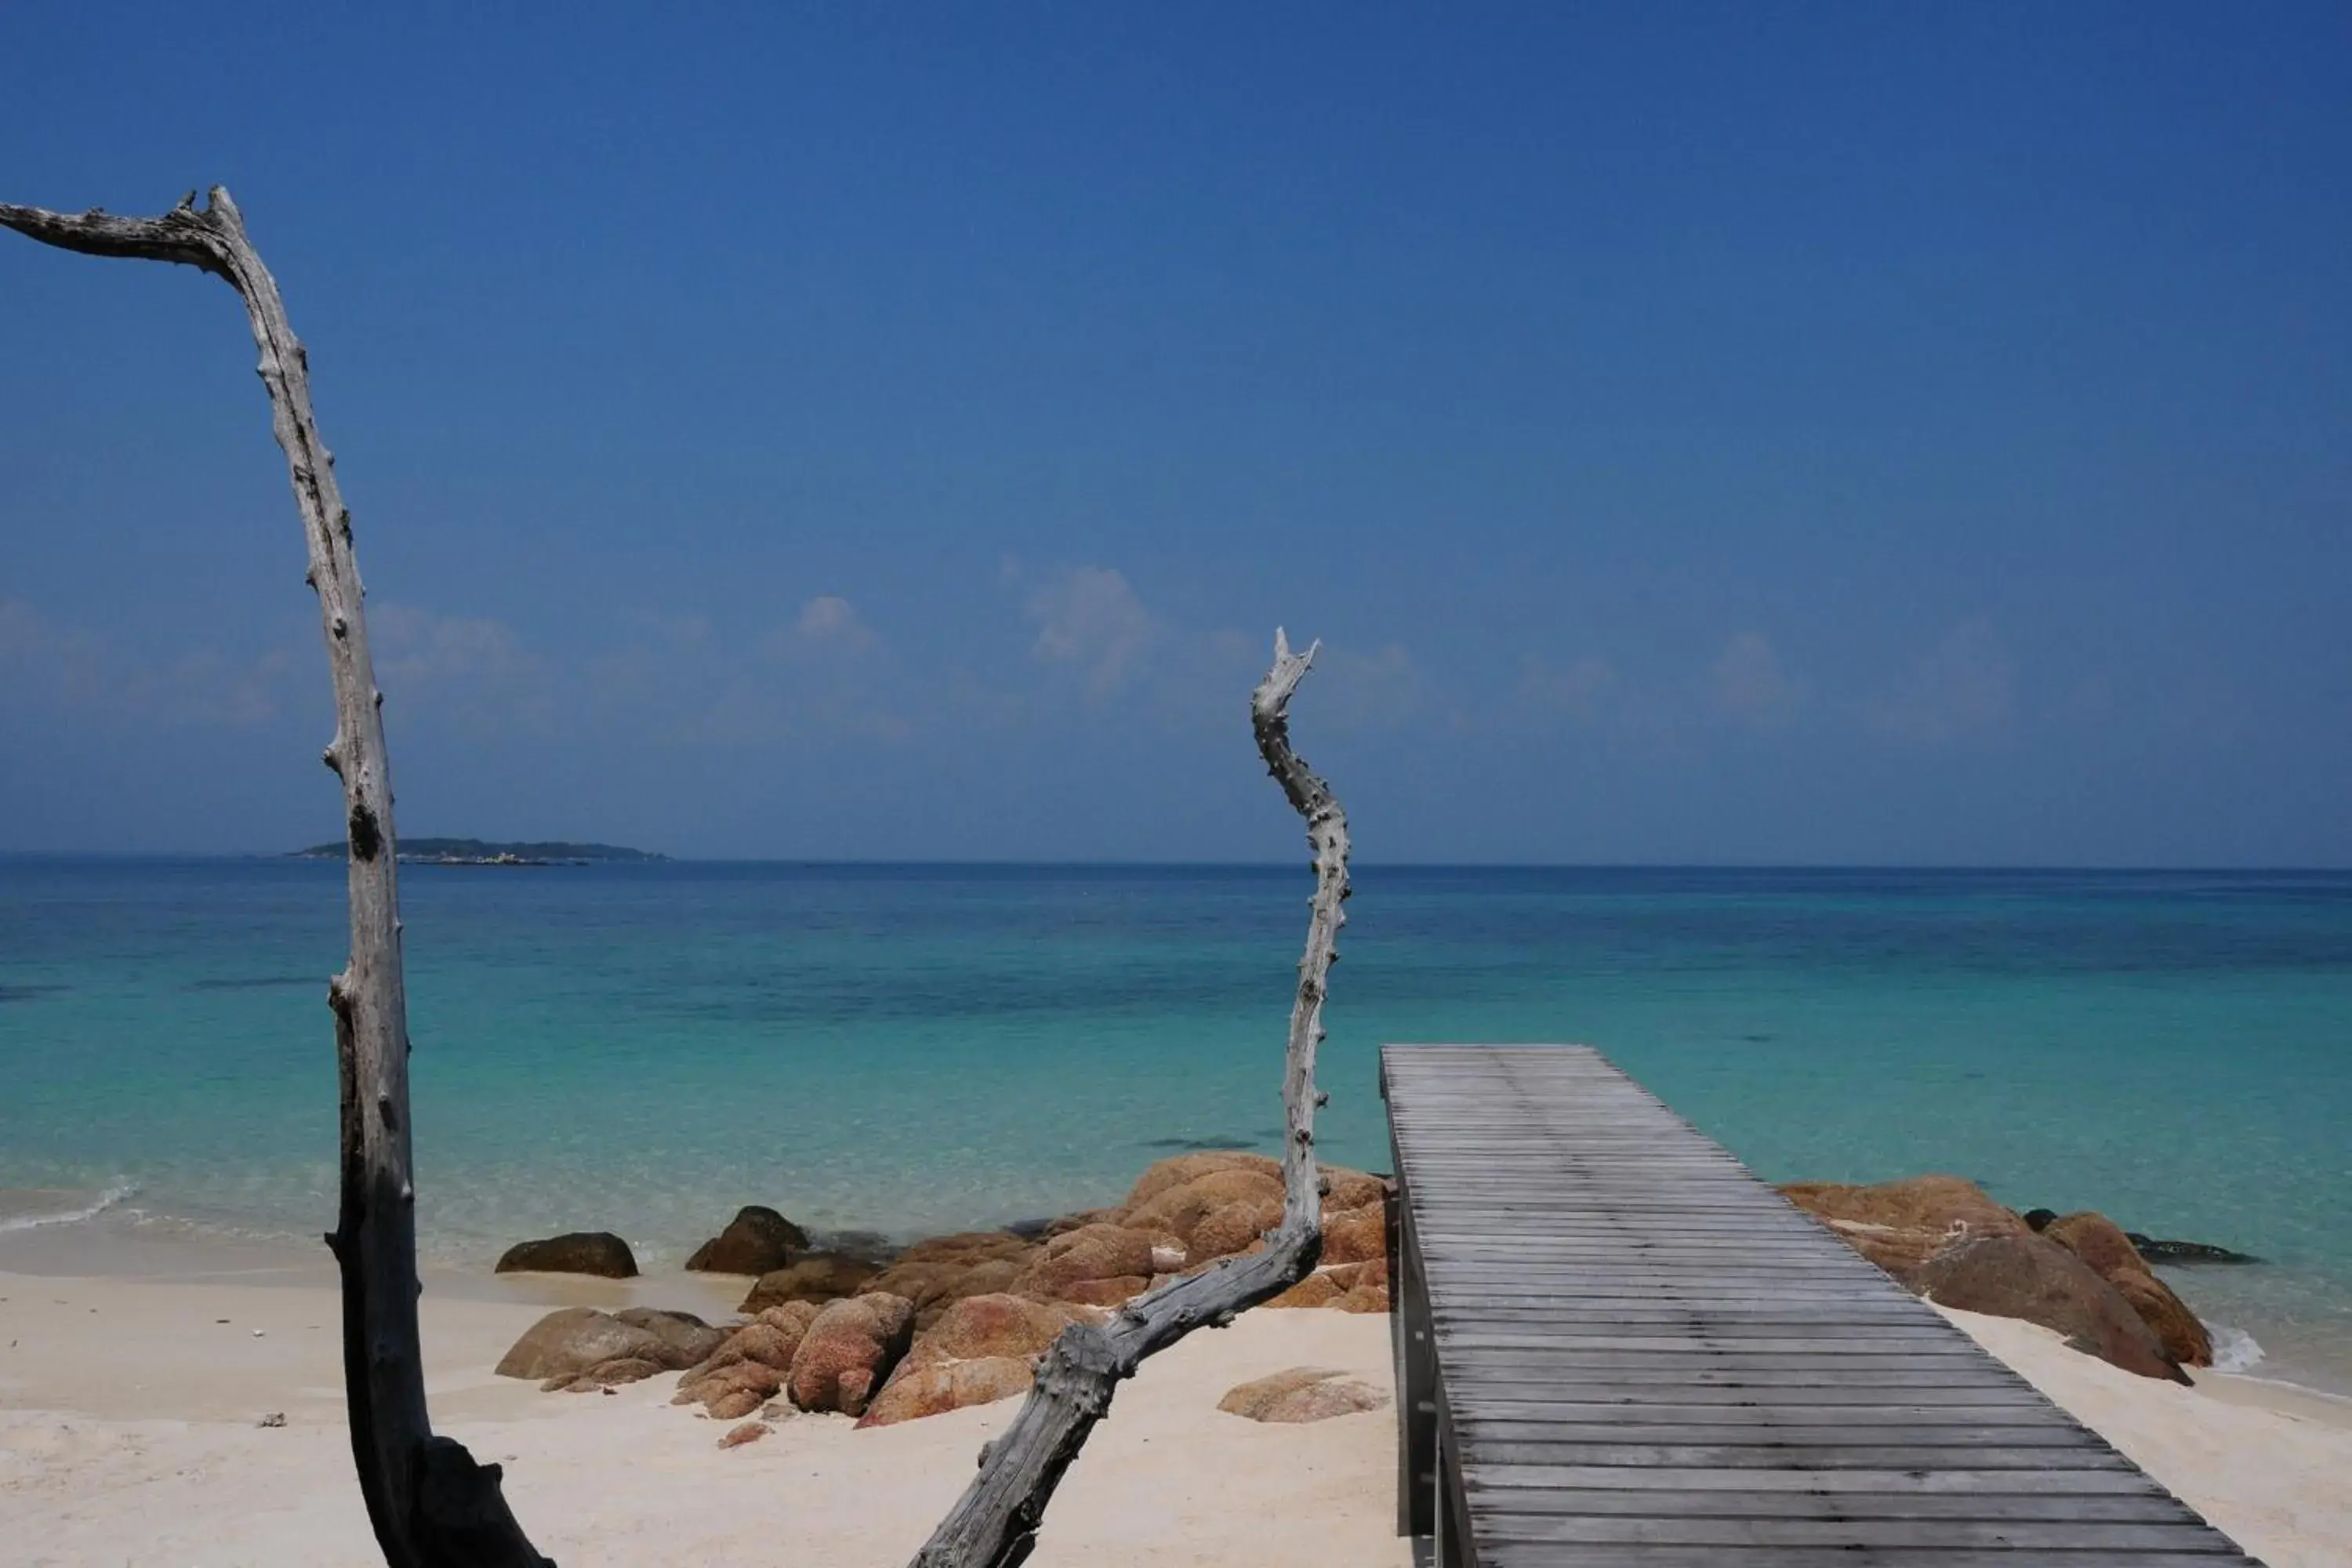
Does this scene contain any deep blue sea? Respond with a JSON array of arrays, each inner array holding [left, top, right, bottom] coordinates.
[[3, 858, 2349, 1392]]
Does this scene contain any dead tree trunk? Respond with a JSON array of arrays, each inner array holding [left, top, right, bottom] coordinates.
[[0, 189, 550, 1568], [911, 627, 1351, 1568]]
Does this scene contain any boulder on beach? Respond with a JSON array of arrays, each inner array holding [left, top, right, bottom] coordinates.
[[494, 1231, 639, 1278], [612, 1307, 727, 1366], [685, 1206, 809, 1276], [1319, 1202, 1386, 1266], [1125, 1149, 1282, 1209], [788, 1292, 915, 1417], [1777, 1176, 2030, 1283], [858, 1293, 1098, 1427], [672, 1301, 822, 1414], [872, 1232, 1041, 1329], [2042, 1211, 2214, 1367], [1127, 1166, 1287, 1249], [1014, 1223, 1170, 1305], [1915, 1233, 2187, 1383], [495, 1307, 691, 1381], [1218, 1367, 1389, 1424], [739, 1253, 883, 1312]]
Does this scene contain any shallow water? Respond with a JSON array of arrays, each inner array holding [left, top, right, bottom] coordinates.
[[2, 858, 2348, 1391]]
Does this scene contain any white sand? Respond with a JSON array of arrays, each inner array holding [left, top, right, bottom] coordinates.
[[8, 1266, 2352, 1567], [0, 1268, 1410, 1566], [1938, 1305, 2352, 1568]]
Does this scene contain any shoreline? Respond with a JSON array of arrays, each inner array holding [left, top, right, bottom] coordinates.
[[5, 1265, 2350, 1566]]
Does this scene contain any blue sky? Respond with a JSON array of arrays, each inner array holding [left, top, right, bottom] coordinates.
[[2, 5, 2347, 862]]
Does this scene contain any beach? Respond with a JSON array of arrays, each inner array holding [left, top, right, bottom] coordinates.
[[0, 1258, 1410, 1567], [5, 1250, 2352, 1566]]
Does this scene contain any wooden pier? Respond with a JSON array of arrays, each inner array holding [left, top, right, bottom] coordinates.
[[1382, 1044, 2261, 1566]]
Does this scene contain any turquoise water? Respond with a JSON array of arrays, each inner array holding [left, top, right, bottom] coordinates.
[[2, 858, 2349, 1390]]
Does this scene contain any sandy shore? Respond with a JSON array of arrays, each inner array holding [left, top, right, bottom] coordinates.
[[6, 1262, 2352, 1566], [0, 1266, 1410, 1567]]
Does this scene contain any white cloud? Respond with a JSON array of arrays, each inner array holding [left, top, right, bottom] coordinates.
[[1314, 641, 1436, 731], [1519, 653, 1618, 723], [1710, 631, 1804, 728], [1025, 565, 1155, 696], [0, 597, 298, 729], [1871, 618, 2016, 746], [791, 594, 877, 652]]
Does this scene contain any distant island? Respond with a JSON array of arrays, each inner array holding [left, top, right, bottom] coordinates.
[[291, 838, 666, 866]]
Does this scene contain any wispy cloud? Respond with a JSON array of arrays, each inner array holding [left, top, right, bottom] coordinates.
[[1518, 653, 1619, 724], [1710, 631, 1804, 729], [0, 597, 299, 729], [1025, 565, 1155, 697], [1871, 618, 2016, 746]]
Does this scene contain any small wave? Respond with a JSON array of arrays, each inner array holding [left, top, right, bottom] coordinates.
[[2208, 1322, 2266, 1374], [0, 1182, 137, 1232]]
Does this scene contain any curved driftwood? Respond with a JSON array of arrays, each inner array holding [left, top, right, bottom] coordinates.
[[911, 627, 1351, 1568], [0, 190, 550, 1568]]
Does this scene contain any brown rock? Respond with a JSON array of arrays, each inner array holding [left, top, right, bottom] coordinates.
[[706, 1320, 804, 1372], [756, 1301, 824, 1341], [570, 1356, 663, 1388], [788, 1292, 915, 1416], [1263, 1271, 1345, 1310], [1187, 1196, 1283, 1262], [495, 1308, 673, 1381], [718, 1420, 771, 1449], [873, 1235, 1041, 1329], [706, 1388, 764, 1421], [686, 1206, 808, 1276], [1126, 1167, 1286, 1244], [2043, 1212, 2213, 1367], [1779, 1176, 2030, 1283], [1218, 1367, 1389, 1423], [1054, 1275, 1150, 1307], [1916, 1234, 2187, 1382], [739, 1253, 882, 1312], [855, 1292, 1099, 1428], [1321, 1167, 1390, 1212], [1319, 1203, 1386, 1265], [1041, 1207, 1127, 1237], [673, 1359, 786, 1410], [1014, 1224, 1165, 1301], [612, 1308, 727, 1367], [1124, 1150, 1282, 1209], [858, 1356, 1036, 1427], [493, 1232, 638, 1278]]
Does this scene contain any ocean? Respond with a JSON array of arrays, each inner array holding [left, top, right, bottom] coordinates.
[[2, 858, 2348, 1394]]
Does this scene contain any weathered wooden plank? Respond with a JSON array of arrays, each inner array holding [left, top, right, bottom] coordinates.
[[1384, 1044, 2260, 1565], [1471, 1515, 2241, 1551]]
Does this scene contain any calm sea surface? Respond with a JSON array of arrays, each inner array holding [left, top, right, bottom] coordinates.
[[3, 858, 2349, 1391]]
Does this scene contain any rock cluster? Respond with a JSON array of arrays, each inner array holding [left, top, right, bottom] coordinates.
[[492, 1149, 1396, 1431], [1780, 1176, 2216, 1379]]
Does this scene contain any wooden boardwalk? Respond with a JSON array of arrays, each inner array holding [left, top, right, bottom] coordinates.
[[1382, 1044, 2263, 1566]]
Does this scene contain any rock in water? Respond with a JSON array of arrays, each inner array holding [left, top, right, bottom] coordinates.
[[788, 1292, 915, 1416], [1218, 1367, 1389, 1423], [2042, 1211, 2214, 1367], [2129, 1233, 2259, 1265], [1915, 1234, 2187, 1382], [494, 1232, 638, 1278], [495, 1308, 676, 1381], [739, 1253, 883, 1312], [1777, 1176, 2029, 1283], [685, 1206, 808, 1276]]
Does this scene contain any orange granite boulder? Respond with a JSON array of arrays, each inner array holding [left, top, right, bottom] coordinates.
[[2042, 1210, 2213, 1368], [788, 1292, 915, 1416], [1778, 1175, 2031, 1283]]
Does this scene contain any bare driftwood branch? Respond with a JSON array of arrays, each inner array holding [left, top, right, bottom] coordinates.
[[0, 190, 550, 1568], [912, 627, 1351, 1568]]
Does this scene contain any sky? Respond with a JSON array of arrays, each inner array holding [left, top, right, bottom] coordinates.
[[2, 5, 2347, 864]]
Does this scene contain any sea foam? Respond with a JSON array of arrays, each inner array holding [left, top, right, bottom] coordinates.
[[0, 1183, 136, 1232], [2209, 1322, 2266, 1374]]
